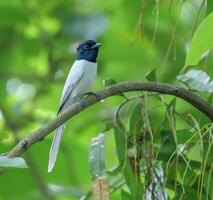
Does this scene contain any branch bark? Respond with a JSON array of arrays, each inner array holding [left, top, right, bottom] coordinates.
[[7, 81, 213, 158]]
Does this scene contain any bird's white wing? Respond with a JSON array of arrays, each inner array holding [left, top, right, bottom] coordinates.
[[57, 62, 84, 114], [48, 62, 84, 172]]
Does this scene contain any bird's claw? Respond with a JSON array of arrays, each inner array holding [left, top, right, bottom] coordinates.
[[74, 96, 87, 107], [84, 92, 100, 99]]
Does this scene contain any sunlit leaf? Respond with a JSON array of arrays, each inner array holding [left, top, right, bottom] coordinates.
[[185, 12, 213, 68], [145, 68, 157, 81], [177, 69, 213, 93], [186, 143, 202, 162], [0, 156, 28, 168]]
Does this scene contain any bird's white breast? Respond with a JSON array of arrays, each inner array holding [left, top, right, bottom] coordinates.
[[70, 60, 97, 97]]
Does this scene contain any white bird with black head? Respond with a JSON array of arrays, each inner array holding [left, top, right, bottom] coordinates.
[[48, 40, 101, 172]]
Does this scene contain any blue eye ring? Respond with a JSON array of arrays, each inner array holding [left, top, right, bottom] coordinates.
[[84, 44, 90, 49]]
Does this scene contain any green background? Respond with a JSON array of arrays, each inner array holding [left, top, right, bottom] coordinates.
[[0, 0, 212, 199]]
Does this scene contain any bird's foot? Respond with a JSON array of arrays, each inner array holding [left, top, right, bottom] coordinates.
[[84, 92, 100, 99], [73, 96, 87, 107]]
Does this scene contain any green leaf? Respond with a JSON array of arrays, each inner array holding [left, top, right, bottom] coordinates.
[[89, 133, 106, 179], [121, 189, 133, 200], [48, 184, 84, 198], [167, 98, 176, 108], [166, 98, 178, 144], [208, 93, 213, 104], [129, 103, 143, 138], [0, 130, 9, 142], [106, 165, 121, 175], [145, 68, 157, 81], [114, 122, 144, 200], [114, 122, 127, 162], [104, 122, 115, 132], [186, 114, 200, 130], [177, 69, 213, 93], [158, 130, 176, 161], [204, 172, 213, 198], [103, 79, 117, 88], [0, 156, 28, 168], [185, 12, 213, 68], [186, 143, 202, 162]]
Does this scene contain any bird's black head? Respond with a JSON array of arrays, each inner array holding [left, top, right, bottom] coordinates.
[[76, 40, 101, 63]]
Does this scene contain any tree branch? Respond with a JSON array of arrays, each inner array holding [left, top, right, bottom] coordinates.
[[7, 81, 213, 158]]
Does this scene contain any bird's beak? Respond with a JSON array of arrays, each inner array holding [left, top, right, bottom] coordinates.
[[91, 43, 102, 49]]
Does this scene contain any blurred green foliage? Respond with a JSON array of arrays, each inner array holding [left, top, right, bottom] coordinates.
[[0, 0, 212, 199]]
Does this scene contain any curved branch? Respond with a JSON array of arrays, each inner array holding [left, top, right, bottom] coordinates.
[[8, 81, 213, 158]]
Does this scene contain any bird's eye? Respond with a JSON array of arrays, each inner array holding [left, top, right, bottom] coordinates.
[[84, 44, 90, 49]]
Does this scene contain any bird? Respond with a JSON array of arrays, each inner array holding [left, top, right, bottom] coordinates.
[[48, 40, 101, 172]]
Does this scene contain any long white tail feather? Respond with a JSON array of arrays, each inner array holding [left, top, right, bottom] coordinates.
[[48, 124, 66, 172]]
